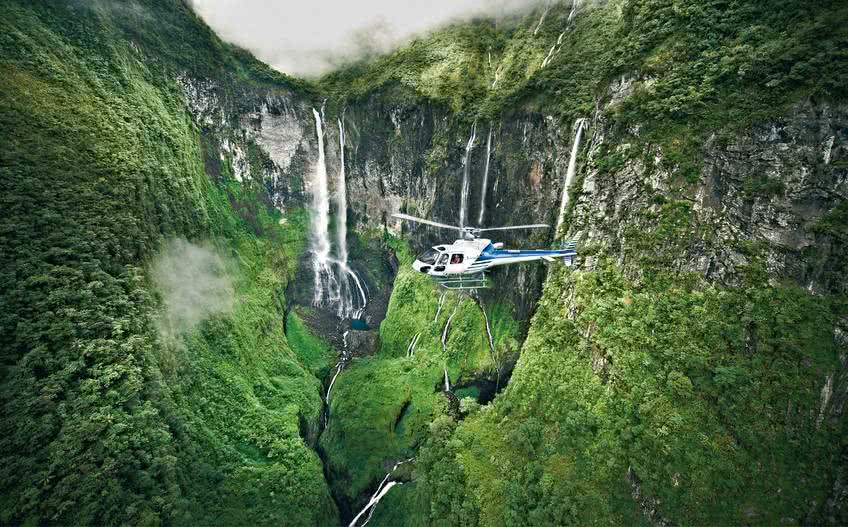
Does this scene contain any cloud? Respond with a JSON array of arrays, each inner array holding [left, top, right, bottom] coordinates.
[[189, 0, 543, 77], [151, 238, 235, 343]]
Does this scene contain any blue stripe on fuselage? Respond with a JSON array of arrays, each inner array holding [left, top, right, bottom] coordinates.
[[476, 243, 576, 262]]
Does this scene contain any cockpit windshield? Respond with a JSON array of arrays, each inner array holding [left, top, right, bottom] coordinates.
[[417, 248, 440, 265]]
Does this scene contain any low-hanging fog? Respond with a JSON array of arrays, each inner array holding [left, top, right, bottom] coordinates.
[[189, 0, 543, 77]]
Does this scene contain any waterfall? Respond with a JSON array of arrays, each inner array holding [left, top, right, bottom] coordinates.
[[441, 304, 458, 353], [480, 304, 495, 358], [349, 458, 414, 527], [336, 116, 349, 265], [309, 108, 367, 319], [568, 0, 581, 22], [434, 291, 447, 322], [406, 332, 421, 358], [477, 126, 493, 225], [459, 124, 477, 228], [324, 330, 350, 427], [479, 300, 501, 391], [556, 118, 588, 230], [533, 4, 550, 35], [441, 304, 459, 392]]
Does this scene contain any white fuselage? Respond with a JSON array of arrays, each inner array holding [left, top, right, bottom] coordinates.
[[412, 238, 576, 277]]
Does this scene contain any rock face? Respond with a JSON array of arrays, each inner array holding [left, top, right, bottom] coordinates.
[[345, 329, 379, 357], [177, 73, 846, 331], [570, 98, 847, 294]]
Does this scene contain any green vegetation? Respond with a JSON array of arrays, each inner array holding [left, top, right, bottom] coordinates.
[[412, 263, 847, 526], [0, 2, 334, 525], [2, 0, 846, 525], [320, 241, 519, 512]]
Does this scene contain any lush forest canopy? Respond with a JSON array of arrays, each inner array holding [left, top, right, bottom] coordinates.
[[1, 0, 846, 525]]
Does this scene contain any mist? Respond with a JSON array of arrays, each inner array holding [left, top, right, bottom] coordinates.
[[189, 0, 544, 77], [152, 238, 235, 342]]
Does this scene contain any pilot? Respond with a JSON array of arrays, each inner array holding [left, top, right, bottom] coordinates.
[[450, 254, 461, 264]]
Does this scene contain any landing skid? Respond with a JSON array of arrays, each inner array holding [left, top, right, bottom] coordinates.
[[435, 273, 489, 290]]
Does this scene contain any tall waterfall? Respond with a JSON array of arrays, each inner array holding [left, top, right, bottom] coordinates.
[[477, 126, 493, 225], [336, 116, 349, 265], [310, 108, 338, 305], [309, 108, 367, 319], [556, 118, 588, 230], [459, 124, 477, 228]]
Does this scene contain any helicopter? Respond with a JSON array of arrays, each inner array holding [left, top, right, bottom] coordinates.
[[392, 213, 577, 290]]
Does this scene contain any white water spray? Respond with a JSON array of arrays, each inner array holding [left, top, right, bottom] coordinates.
[[477, 126, 493, 225], [568, 0, 581, 22], [441, 304, 459, 353], [349, 458, 414, 527], [434, 291, 447, 322], [309, 108, 367, 319], [406, 332, 421, 358], [441, 304, 459, 392], [459, 124, 477, 228], [556, 118, 588, 230], [533, 4, 550, 35], [337, 116, 349, 265], [324, 330, 350, 427]]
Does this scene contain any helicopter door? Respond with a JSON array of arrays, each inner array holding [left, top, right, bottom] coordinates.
[[432, 253, 449, 275], [446, 254, 465, 274]]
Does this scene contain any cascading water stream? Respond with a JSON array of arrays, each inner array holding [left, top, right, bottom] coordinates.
[[556, 118, 588, 230], [309, 108, 367, 319], [310, 108, 337, 305], [406, 332, 421, 357], [434, 291, 447, 322], [478, 298, 501, 391], [348, 458, 414, 527], [459, 124, 477, 228], [477, 126, 493, 225], [324, 330, 350, 427], [336, 116, 349, 266], [568, 0, 581, 22], [441, 304, 459, 392]]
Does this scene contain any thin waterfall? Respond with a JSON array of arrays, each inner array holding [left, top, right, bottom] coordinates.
[[441, 304, 459, 392], [441, 304, 459, 353], [533, 4, 550, 35], [310, 108, 337, 305], [324, 330, 350, 427], [459, 124, 477, 228], [434, 291, 447, 322], [568, 0, 581, 22], [477, 126, 493, 225], [556, 118, 588, 230], [336, 116, 349, 265], [406, 332, 421, 358], [478, 299, 501, 391], [349, 458, 414, 527]]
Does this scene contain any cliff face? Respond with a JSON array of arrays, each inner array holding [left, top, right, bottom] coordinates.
[[2, 0, 847, 525]]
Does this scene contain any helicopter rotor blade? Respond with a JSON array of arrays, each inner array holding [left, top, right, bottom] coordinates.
[[392, 213, 464, 232], [476, 224, 550, 232]]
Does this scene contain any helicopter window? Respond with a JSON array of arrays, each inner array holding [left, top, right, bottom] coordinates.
[[417, 248, 439, 265], [450, 254, 464, 264], [437, 253, 449, 265]]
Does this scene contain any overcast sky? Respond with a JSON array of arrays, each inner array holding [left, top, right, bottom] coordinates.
[[190, 0, 542, 77]]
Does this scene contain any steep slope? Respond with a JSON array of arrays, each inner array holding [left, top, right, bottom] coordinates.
[[2, 0, 847, 525], [316, 0, 848, 525], [0, 2, 336, 525]]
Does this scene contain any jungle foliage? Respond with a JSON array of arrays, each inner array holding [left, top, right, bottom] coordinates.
[[0, 2, 334, 525]]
